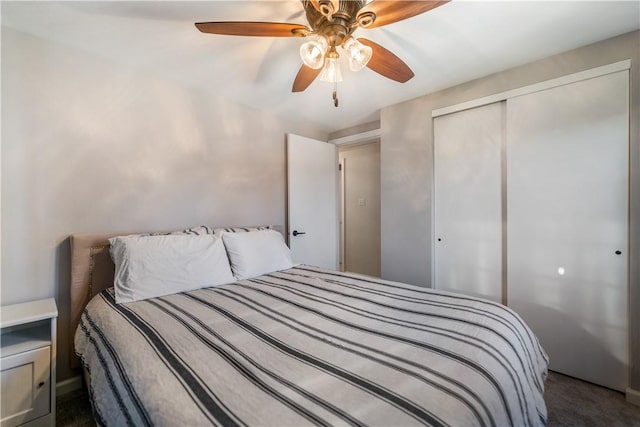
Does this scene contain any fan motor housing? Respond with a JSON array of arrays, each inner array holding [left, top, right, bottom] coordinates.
[[302, 0, 371, 40]]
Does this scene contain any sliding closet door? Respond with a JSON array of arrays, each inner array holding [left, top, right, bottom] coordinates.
[[434, 103, 503, 302], [507, 71, 629, 391]]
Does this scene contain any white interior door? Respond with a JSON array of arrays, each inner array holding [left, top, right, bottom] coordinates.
[[507, 70, 629, 391], [433, 102, 504, 302], [287, 134, 338, 269]]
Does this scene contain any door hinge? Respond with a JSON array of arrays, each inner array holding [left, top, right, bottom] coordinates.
[[338, 163, 342, 171]]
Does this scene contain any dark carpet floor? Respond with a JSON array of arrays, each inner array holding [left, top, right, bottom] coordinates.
[[544, 372, 640, 427], [56, 387, 95, 427], [57, 371, 640, 426]]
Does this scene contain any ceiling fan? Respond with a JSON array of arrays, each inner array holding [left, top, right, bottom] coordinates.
[[195, 0, 448, 107]]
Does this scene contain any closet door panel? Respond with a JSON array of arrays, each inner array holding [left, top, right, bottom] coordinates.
[[434, 102, 503, 302], [507, 71, 628, 391]]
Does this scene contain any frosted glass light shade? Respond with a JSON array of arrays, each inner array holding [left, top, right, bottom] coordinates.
[[343, 37, 373, 71], [300, 37, 328, 70], [319, 57, 342, 82]]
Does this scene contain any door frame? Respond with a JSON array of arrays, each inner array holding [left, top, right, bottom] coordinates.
[[338, 139, 381, 276]]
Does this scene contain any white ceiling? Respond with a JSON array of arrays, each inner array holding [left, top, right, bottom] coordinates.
[[3, 1, 639, 133]]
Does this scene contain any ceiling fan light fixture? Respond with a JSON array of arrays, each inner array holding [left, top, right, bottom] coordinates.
[[343, 37, 373, 72], [196, 0, 447, 99], [300, 36, 328, 70], [319, 55, 342, 83]]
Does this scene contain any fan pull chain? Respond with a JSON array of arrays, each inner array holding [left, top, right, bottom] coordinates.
[[332, 81, 339, 107]]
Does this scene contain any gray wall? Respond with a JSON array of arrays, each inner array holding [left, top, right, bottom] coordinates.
[[1, 27, 326, 382], [380, 30, 640, 390]]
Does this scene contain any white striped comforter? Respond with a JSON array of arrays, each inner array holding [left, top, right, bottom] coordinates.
[[75, 266, 549, 427]]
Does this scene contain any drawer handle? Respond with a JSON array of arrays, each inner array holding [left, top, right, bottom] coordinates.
[[37, 381, 45, 389]]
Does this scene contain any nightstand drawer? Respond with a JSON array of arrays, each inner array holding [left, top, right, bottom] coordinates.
[[0, 346, 51, 427]]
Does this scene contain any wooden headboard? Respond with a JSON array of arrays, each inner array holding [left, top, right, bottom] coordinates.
[[70, 232, 120, 368], [69, 226, 285, 368]]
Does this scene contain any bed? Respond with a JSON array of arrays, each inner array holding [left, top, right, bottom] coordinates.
[[71, 226, 549, 427]]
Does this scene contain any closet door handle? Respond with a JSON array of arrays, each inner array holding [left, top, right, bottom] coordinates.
[[615, 250, 622, 255]]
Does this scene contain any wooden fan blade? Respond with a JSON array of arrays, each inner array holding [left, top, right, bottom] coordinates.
[[357, 1, 448, 29], [358, 38, 414, 83], [195, 22, 310, 37], [292, 65, 322, 92]]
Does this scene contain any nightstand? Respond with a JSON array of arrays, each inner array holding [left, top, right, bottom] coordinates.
[[1, 298, 57, 427]]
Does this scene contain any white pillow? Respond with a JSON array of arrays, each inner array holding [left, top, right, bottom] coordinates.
[[222, 229, 294, 280], [109, 234, 235, 304]]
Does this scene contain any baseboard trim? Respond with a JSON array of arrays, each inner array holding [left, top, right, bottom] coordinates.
[[627, 387, 640, 407], [57, 375, 82, 397]]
